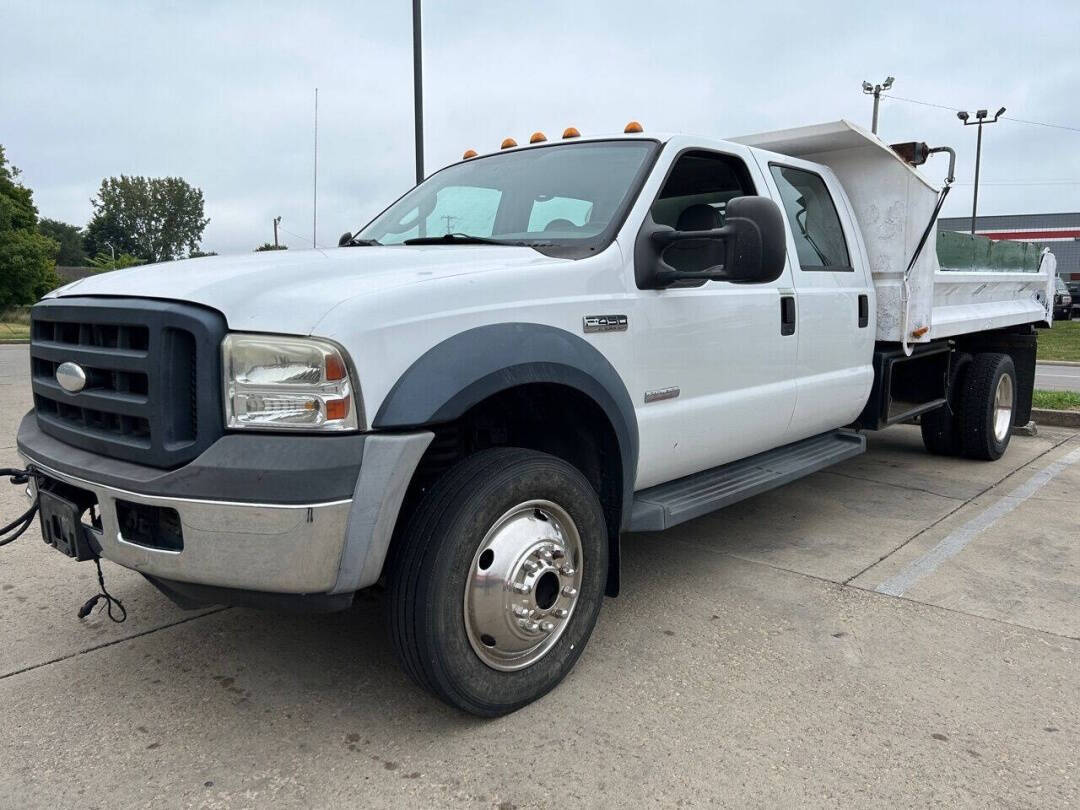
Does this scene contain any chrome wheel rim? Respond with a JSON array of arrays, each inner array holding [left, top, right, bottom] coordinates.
[[463, 500, 584, 672], [993, 373, 1014, 443]]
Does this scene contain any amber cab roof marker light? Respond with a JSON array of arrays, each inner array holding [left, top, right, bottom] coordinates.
[[624, 121, 644, 133], [462, 149, 478, 159], [500, 137, 518, 149], [562, 127, 581, 139], [529, 132, 547, 144]]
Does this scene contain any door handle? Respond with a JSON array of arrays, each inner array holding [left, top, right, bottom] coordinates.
[[858, 294, 869, 328], [780, 295, 796, 336]]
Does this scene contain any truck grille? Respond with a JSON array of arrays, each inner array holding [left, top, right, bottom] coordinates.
[[30, 298, 227, 468]]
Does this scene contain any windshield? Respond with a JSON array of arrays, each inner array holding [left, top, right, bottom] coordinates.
[[357, 140, 657, 253]]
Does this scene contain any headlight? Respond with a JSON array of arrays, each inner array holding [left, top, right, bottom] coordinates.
[[222, 334, 362, 431]]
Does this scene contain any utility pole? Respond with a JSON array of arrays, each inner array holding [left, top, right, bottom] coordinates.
[[412, 0, 424, 184], [861, 76, 894, 134], [957, 106, 1006, 235], [273, 216, 281, 249], [313, 87, 318, 248]]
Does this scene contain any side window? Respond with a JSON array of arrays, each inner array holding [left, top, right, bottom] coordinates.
[[768, 165, 851, 271], [650, 151, 755, 273], [527, 196, 593, 233]]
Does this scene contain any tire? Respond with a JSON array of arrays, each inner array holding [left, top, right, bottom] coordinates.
[[959, 353, 1016, 461], [384, 447, 608, 717], [921, 352, 972, 456]]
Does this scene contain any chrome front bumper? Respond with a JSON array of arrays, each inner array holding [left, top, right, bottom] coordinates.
[[26, 460, 352, 593], [20, 430, 433, 597]]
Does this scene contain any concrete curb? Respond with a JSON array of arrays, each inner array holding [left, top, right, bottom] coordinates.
[[1038, 360, 1080, 367], [1032, 408, 1080, 428], [0, 340, 29, 345]]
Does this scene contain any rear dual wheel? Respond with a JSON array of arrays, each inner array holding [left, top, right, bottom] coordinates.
[[921, 351, 1016, 461], [921, 352, 971, 456], [959, 353, 1016, 461], [385, 447, 608, 717]]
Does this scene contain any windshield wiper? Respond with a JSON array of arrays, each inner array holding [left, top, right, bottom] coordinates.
[[403, 232, 507, 246], [339, 234, 381, 247]]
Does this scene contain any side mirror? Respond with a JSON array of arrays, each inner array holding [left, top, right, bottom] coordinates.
[[338, 231, 353, 247], [634, 195, 787, 289]]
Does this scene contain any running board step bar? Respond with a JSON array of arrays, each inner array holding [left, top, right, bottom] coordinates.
[[628, 429, 866, 532]]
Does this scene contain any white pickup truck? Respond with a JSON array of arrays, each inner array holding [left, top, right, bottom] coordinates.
[[16, 119, 1055, 716]]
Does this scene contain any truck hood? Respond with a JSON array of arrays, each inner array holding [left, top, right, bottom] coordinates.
[[50, 245, 567, 334]]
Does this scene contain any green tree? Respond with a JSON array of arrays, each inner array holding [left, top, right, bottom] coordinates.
[[38, 218, 88, 266], [255, 242, 287, 252], [87, 251, 146, 272], [0, 145, 59, 308], [85, 175, 210, 263]]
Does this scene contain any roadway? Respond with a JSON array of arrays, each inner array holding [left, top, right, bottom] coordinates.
[[1036, 361, 1080, 392], [1, 343, 1078, 807]]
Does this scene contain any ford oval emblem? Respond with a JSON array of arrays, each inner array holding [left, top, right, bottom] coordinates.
[[56, 361, 87, 393]]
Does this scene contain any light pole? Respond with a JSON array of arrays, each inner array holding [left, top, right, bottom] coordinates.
[[412, 0, 424, 185], [861, 76, 894, 134], [957, 106, 1006, 235]]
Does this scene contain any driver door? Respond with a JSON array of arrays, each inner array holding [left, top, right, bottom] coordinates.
[[629, 145, 798, 489]]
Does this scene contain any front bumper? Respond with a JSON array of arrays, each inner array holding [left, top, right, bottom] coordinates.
[[17, 412, 432, 598]]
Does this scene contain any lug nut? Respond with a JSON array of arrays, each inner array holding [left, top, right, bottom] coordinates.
[[524, 621, 540, 633], [523, 560, 540, 573], [562, 586, 577, 597], [554, 608, 568, 618], [514, 583, 531, 594], [540, 621, 555, 632], [550, 548, 565, 560], [513, 605, 529, 617], [560, 565, 575, 576]]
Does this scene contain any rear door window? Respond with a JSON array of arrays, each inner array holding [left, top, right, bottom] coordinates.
[[769, 165, 852, 271]]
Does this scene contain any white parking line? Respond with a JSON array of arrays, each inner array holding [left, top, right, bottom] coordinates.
[[876, 447, 1080, 597]]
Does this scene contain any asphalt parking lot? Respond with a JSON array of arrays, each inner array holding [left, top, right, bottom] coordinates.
[[1, 343, 1078, 808]]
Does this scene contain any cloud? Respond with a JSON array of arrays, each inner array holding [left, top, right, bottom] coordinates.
[[4, 0, 1079, 255]]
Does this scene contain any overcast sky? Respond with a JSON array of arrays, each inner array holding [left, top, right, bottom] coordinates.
[[4, 0, 1079, 255]]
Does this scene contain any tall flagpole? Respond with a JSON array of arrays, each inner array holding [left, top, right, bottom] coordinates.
[[412, 0, 424, 184]]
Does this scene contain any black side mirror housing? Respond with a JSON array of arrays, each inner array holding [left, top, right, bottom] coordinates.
[[635, 195, 787, 289], [338, 231, 354, 247]]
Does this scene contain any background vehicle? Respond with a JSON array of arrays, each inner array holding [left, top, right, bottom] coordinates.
[[15, 119, 1055, 715], [1067, 280, 1080, 319], [1053, 276, 1073, 320]]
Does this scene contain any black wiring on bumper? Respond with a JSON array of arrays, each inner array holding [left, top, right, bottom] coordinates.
[[1, 466, 38, 548]]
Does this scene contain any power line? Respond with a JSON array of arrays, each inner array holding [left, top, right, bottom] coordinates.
[[278, 223, 327, 249], [952, 180, 1080, 186], [1000, 115, 1080, 134], [882, 93, 958, 113], [882, 93, 1080, 133]]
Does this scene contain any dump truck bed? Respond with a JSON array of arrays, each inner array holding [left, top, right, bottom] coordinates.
[[733, 120, 1055, 343]]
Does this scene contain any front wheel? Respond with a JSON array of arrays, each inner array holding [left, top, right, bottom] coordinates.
[[385, 447, 608, 717]]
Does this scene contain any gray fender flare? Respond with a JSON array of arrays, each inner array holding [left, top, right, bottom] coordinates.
[[374, 323, 638, 593]]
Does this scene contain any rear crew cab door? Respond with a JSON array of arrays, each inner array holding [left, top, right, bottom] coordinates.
[[749, 150, 875, 439]]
